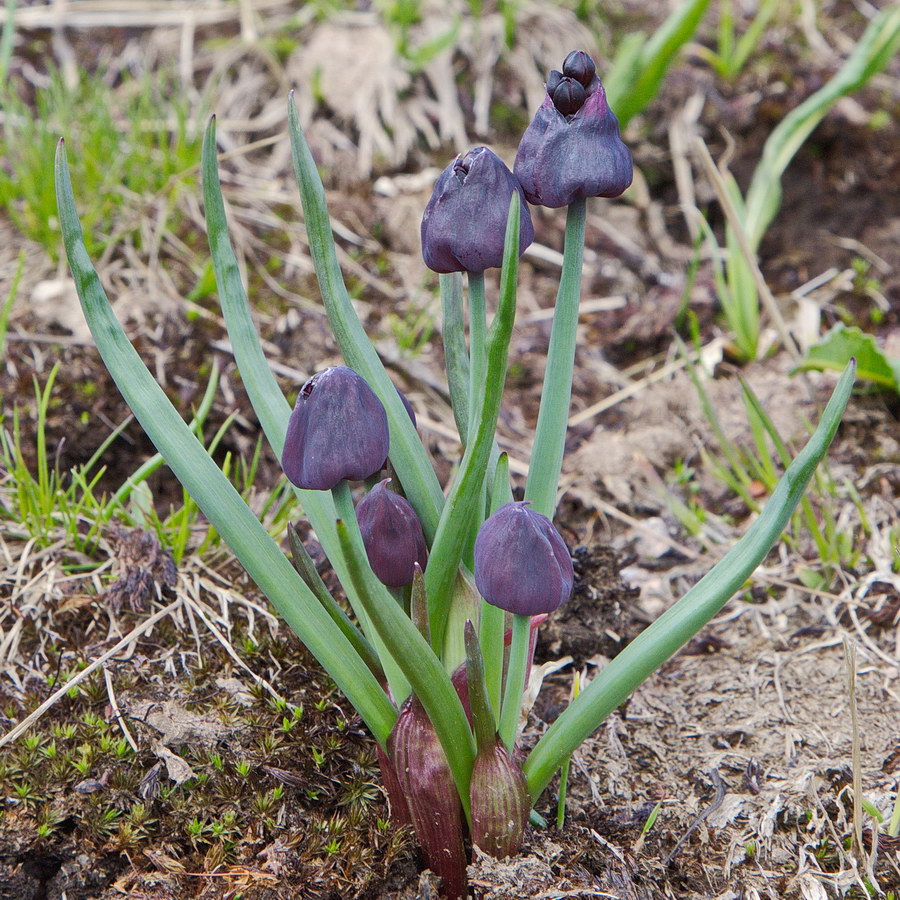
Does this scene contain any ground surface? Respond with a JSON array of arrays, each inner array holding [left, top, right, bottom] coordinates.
[[1, 1, 899, 898]]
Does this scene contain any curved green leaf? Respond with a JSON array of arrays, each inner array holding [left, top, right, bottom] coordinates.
[[56, 139, 397, 748], [523, 360, 856, 801], [286, 96, 444, 541]]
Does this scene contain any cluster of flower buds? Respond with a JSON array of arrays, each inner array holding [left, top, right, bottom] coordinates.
[[421, 49, 632, 279], [514, 50, 633, 208], [278, 49, 626, 900], [545, 50, 597, 116]]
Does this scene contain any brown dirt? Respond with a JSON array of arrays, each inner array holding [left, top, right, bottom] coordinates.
[[2, 2, 900, 898]]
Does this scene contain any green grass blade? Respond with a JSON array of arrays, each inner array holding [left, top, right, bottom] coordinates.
[[56, 139, 397, 748], [0, 0, 15, 85], [744, 6, 900, 248], [286, 96, 444, 541], [729, 0, 779, 77], [607, 0, 712, 126], [739, 377, 830, 560], [425, 192, 521, 654], [0, 249, 23, 361], [523, 360, 856, 801]]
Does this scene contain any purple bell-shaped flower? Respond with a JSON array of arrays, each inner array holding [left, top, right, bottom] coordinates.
[[281, 366, 389, 491], [356, 479, 428, 587], [514, 50, 632, 209], [474, 501, 574, 616], [421, 146, 534, 274]]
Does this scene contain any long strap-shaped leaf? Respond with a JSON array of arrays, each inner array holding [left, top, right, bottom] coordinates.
[[56, 139, 397, 748], [286, 96, 444, 542], [523, 359, 855, 801], [604, 0, 711, 128], [425, 194, 521, 654], [201, 117, 408, 692]]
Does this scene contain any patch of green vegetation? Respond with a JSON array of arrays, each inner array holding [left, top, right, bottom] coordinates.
[[671, 342, 867, 585], [0, 357, 298, 569], [386, 291, 438, 358], [0, 631, 412, 892], [0, 66, 201, 260]]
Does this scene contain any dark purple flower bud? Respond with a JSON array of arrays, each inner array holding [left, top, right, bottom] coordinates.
[[514, 52, 632, 209], [281, 366, 389, 491], [551, 76, 586, 117], [562, 49, 596, 87], [474, 501, 573, 616], [396, 386, 417, 429], [421, 146, 535, 274], [469, 737, 529, 857], [545, 69, 563, 95], [356, 479, 428, 587]]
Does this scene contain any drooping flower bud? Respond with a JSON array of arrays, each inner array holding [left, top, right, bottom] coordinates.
[[387, 695, 467, 899], [469, 736, 530, 858], [421, 146, 534, 274], [281, 366, 389, 491], [356, 479, 428, 587], [474, 501, 574, 616], [514, 50, 632, 209]]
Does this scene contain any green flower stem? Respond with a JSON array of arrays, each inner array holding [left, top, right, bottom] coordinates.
[[331, 482, 411, 704], [425, 194, 521, 655], [56, 140, 397, 748], [440, 272, 470, 446], [523, 359, 856, 801], [411, 565, 430, 642], [479, 594, 506, 722], [287, 98, 444, 540], [332, 495, 476, 820], [524, 198, 586, 518], [467, 271, 487, 437], [556, 755, 570, 828], [480, 453, 511, 718], [499, 613, 530, 751]]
